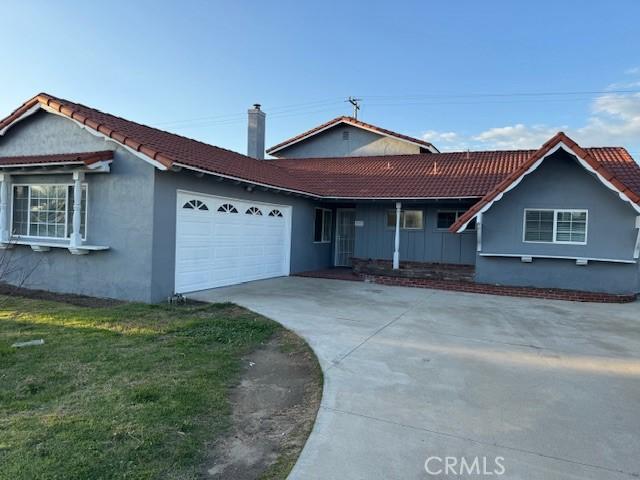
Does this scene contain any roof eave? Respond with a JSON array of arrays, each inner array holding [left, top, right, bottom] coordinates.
[[449, 135, 640, 233]]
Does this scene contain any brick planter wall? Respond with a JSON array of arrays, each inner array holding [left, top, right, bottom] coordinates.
[[359, 273, 637, 303], [352, 258, 475, 282]]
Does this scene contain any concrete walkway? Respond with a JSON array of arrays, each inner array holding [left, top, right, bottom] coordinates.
[[193, 277, 640, 480]]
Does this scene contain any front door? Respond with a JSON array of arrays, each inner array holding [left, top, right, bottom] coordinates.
[[335, 209, 356, 266]]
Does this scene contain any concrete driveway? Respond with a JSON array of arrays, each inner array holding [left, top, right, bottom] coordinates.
[[193, 277, 640, 480]]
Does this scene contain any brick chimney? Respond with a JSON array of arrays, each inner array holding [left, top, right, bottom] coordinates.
[[247, 104, 265, 159]]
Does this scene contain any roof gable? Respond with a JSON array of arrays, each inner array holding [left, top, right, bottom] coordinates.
[[449, 132, 640, 233], [266, 116, 438, 155], [0, 93, 319, 196]]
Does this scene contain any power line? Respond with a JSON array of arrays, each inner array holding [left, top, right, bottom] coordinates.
[[360, 89, 640, 100], [145, 88, 640, 131], [152, 97, 345, 127]]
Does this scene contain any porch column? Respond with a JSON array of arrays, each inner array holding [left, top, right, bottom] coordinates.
[[70, 171, 84, 248], [393, 201, 401, 269], [0, 173, 11, 244]]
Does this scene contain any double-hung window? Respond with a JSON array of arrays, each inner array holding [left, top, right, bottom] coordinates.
[[386, 209, 424, 230], [12, 184, 87, 240], [314, 208, 332, 243], [523, 209, 587, 244]]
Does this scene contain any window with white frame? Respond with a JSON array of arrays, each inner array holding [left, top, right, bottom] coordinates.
[[11, 184, 87, 239], [523, 209, 587, 244], [436, 210, 476, 230], [386, 209, 424, 230], [314, 208, 332, 243]]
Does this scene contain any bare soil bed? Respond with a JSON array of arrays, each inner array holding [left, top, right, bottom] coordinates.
[[203, 330, 323, 479]]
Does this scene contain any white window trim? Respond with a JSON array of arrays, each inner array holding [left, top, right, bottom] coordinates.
[[436, 209, 476, 231], [10, 183, 88, 242], [314, 207, 332, 243], [522, 208, 588, 245], [386, 209, 424, 230]]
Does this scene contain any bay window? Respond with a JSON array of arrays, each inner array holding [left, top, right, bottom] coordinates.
[[11, 184, 87, 240]]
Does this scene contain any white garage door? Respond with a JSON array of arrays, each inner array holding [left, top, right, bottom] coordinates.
[[175, 191, 292, 293]]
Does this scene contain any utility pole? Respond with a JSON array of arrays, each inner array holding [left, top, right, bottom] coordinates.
[[347, 96, 362, 119]]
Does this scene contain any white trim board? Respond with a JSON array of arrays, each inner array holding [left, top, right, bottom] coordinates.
[[455, 142, 640, 233], [0, 104, 41, 136], [479, 252, 636, 264]]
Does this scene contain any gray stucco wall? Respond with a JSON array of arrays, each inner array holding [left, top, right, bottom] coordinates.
[[476, 149, 640, 294], [354, 203, 477, 264], [271, 124, 422, 158], [0, 112, 157, 302], [150, 170, 335, 301]]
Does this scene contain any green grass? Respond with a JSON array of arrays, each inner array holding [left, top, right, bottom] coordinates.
[[0, 296, 280, 480]]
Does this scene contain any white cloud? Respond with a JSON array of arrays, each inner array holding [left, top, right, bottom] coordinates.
[[472, 124, 562, 150], [605, 80, 640, 90], [625, 66, 640, 75], [591, 93, 640, 119], [422, 130, 458, 142], [421, 87, 640, 152]]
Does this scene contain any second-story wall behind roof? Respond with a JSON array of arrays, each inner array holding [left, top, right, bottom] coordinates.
[[270, 124, 422, 159]]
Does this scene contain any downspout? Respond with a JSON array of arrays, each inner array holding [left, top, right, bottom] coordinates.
[[393, 201, 401, 269]]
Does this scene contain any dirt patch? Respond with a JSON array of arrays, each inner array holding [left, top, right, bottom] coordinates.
[[203, 330, 323, 479], [0, 283, 124, 308]]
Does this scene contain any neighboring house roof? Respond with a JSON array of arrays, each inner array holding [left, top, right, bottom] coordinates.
[[1, 94, 639, 204], [266, 116, 439, 155], [0, 151, 113, 168], [449, 132, 640, 233], [271, 147, 640, 199], [0, 93, 318, 196]]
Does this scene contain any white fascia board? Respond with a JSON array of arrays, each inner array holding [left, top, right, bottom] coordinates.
[[0, 104, 41, 136], [39, 105, 169, 171], [171, 163, 322, 198], [85, 160, 112, 172], [320, 195, 482, 201], [0, 160, 111, 172], [455, 142, 640, 233]]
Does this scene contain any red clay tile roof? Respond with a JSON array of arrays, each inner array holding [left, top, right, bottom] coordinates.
[[266, 116, 437, 155], [272, 146, 640, 199], [1, 95, 639, 204], [0, 93, 317, 195], [449, 132, 640, 232], [0, 151, 113, 167]]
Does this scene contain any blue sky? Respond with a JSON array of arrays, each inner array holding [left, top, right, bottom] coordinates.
[[1, 0, 639, 157]]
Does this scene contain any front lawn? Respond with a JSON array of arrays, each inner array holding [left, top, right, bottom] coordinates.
[[0, 296, 280, 479]]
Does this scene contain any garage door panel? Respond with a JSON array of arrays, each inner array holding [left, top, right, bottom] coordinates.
[[175, 192, 291, 293]]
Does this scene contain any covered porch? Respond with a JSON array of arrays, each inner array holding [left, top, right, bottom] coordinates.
[[330, 199, 479, 269]]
